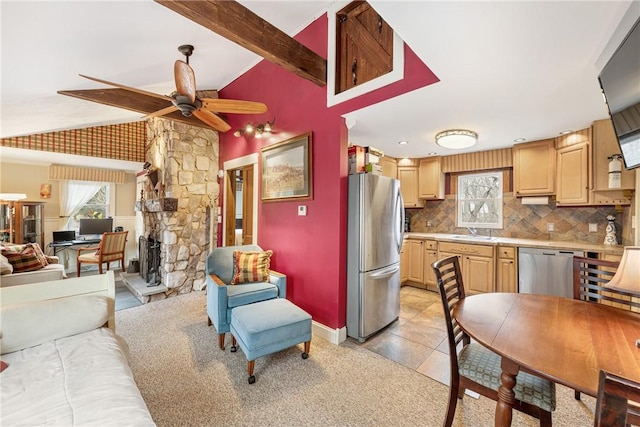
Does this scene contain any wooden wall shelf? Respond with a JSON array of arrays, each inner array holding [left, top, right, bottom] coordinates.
[[135, 198, 178, 213]]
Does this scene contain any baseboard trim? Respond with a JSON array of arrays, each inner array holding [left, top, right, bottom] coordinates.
[[312, 321, 347, 345]]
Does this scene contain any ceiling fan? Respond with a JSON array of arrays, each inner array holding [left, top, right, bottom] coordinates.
[[60, 45, 267, 132]]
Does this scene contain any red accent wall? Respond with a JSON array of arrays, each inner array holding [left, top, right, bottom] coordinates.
[[219, 14, 438, 330]]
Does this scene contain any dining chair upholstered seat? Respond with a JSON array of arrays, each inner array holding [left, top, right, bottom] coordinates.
[[459, 342, 556, 413], [432, 255, 555, 427]]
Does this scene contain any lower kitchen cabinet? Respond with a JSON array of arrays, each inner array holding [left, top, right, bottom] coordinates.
[[496, 246, 517, 293], [439, 241, 495, 295], [407, 239, 424, 284], [423, 240, 438, 289]]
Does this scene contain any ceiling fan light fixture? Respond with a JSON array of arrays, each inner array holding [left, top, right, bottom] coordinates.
[[435, 129, 477, 149]]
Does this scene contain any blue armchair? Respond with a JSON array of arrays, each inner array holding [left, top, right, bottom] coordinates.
[[206, 245, 286, 350]]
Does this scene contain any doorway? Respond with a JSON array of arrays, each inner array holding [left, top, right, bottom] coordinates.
[[222, 153, 259, 247]]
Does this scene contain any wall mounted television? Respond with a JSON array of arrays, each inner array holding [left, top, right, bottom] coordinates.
[[79, 218, 113, 237], [598, 16, 640, 170]]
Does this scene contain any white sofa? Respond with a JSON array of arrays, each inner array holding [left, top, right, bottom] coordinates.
[[0, 272, 155, 426], [0, 261, 66, 287]]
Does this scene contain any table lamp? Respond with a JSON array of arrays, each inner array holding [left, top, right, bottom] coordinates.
[[605, 246, 640, 348], [0, 193, 28, 243]]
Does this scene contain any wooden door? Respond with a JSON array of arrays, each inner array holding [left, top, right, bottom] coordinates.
[[335, 1, 393, 94], [497, 258, 517, 293], [423, 247, 438, 287], [224, 170, 238, 247], [241, 166, 254, 244], [400, 240, 408, 285]]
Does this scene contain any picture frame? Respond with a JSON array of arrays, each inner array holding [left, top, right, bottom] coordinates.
[[260, 132, 313, 202]]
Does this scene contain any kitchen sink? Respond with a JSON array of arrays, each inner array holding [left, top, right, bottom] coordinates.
[[446, 234, 498, 242]]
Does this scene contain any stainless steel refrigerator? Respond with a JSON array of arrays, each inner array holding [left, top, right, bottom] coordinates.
[[347, 173, 404, 342]]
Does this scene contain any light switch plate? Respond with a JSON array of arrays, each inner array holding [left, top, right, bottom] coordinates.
[[547, 223, 554, 232], [298, 205, 307, 216], [589, 223, 598, 232]]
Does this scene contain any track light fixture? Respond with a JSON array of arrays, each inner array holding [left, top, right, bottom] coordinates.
[[233, 118, 275, 138]]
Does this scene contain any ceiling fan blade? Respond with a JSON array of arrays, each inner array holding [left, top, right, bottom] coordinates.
[[193, 109, 231, 132], [143, 105, 179, 119], [174, 60, 196, 103], [79, 74, 172, 102], [201, 98, 268, 114]]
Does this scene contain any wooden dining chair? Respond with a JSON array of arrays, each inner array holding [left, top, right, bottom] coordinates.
[[77, 231, 128, 277], [432, 255, 556, 427], [594, 371, 640, 427], [573, 254, 640, 401]]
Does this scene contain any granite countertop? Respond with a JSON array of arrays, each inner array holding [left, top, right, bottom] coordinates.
[[404, 232, 625, 256]]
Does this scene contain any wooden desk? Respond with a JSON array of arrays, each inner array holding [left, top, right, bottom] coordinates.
[[453, 293, 640, 427]]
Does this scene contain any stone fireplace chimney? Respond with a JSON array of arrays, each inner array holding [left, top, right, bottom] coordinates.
[[137, 117, 220, 296]]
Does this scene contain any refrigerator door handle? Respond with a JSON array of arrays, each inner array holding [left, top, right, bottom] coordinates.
[[395, 188, 404, 255], [369, 264, 400, 279]]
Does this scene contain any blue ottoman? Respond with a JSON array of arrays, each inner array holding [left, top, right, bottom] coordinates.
[[230, 298, 312, 384]]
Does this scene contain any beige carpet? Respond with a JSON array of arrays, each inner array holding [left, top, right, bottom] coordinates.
[[116, 292, 597, 427]]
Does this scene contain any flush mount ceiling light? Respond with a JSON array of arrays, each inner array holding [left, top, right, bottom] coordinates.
[[435, 129, 477, 149]]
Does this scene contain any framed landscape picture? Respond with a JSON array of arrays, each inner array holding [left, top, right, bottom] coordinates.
[[260, 132, 313, 202]]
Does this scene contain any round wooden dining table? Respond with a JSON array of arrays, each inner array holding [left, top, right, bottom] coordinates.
[[453, 293, 640, 427]]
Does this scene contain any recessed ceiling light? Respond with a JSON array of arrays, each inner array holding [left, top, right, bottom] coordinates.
[[398, 140, 408, 145], [559, 130, 573, 135], [513, 138, 526, 143]]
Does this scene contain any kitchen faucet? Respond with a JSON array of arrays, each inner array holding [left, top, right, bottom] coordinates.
[[467, 226, 478, 237]]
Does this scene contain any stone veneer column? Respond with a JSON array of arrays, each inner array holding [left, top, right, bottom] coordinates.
[[144, 118, 219, 296]]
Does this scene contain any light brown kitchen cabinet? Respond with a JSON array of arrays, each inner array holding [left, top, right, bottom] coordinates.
[[400, 240, 408, 285], [406, 239, 424, 284], [513, 139, 556, 196], [438, 241, 495, 295], [379, 156, 398, 179], [556, 142, 590, 205], [398, 166, 423, 208], [590, 119, 635, 205], [496, 246, 517, 293], [418, 157, 444, 200], [422, 240, 438, 289]]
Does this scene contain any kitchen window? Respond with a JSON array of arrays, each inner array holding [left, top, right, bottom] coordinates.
[[456, 171, 503, 229]]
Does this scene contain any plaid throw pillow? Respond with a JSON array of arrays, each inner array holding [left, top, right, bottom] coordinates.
[[231, 250, 273, 284], [1, 246, 44, 273], [26, 243, 49, 267]]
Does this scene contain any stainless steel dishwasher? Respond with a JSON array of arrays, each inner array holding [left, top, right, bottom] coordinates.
[[518, 248, 584, 298]]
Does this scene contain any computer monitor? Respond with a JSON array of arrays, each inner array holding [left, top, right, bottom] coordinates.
[[78, 218, 113, 237]]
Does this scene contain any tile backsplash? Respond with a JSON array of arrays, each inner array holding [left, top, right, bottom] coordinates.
[[408, 193, 634, 246]]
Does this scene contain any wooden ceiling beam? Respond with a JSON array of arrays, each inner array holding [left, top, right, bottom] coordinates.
[[155, 0, 327, 86]]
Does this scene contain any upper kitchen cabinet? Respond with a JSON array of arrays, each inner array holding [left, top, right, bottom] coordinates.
[[556, 141, 590, 205], [513, 139, 556, 196], [398, 165, 424, 208], [591, 119, 635, 205], [379, 156, 397, 179], [418, 157, 444, 200]]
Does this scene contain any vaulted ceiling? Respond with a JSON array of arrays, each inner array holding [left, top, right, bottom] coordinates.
[[1, 0, 638, 170]]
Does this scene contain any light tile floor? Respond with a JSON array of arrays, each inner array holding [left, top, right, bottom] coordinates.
[[358, 285, 452, 386]]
